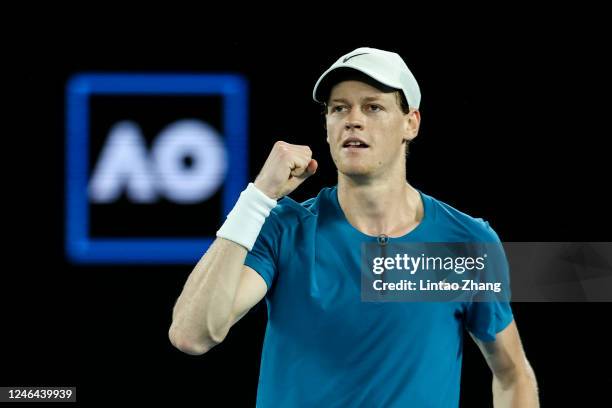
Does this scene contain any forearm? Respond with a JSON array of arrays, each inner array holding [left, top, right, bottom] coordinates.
[[169, 238, 248, 354], [492, 368, 539, 408]]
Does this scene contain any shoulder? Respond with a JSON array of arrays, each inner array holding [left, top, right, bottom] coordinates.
[[267, 186, 335, 224], [423, 191, 501, 242]]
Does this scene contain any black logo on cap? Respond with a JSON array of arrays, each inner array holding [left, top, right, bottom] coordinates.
[[343, 53, 369, 63]]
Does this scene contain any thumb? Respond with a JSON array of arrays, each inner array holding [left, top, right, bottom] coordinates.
[[303, 159, 318, 177], [283, 159, 318, 195], [290, 159, 318, 179]]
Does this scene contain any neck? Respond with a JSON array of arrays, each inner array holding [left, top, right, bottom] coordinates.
[[337, 170, 424, 238]]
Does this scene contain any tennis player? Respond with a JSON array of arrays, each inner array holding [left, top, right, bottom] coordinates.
[[170, 47, 539, 407]]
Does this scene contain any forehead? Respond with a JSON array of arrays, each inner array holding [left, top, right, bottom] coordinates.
[[329, 80, 395, 102]]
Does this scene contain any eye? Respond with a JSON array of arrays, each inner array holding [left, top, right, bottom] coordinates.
[[332, 105, 347, 113], [368, 104, 382, 112]]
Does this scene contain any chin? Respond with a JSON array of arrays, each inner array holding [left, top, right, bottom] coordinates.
[[331, 152, 377, 177], [337, 163, 374, 177]]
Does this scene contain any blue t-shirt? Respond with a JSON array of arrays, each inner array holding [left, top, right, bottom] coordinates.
[[244, 186, 513, 407]]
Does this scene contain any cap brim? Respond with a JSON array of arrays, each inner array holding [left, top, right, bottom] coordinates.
[[313, 65, 403, 103]]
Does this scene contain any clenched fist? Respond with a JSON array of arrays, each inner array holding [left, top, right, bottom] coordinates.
[[254, 141, 318, 200]]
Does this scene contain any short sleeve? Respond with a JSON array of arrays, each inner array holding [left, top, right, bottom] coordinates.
[[464, 299, 514, 342], [244, 209, 284, 290], [464, 219, 514, 342]]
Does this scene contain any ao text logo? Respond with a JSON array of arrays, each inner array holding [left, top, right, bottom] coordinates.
[[66, 74, 248, 264]]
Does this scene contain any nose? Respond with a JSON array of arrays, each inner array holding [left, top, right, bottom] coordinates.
[[344, 121, 363, 131], [344, 115, 364, 131], [344, 107, 365, 131]]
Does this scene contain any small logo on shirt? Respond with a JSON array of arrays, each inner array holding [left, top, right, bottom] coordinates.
[[377, 234, 389, 246]]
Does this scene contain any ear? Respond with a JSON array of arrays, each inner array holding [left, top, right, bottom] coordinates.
[[323, 113, 330, 143], [403, 110, 421, 142]]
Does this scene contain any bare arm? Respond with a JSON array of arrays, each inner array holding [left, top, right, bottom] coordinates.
[[169, 238, 267, 355], [169, 141, 317, 356], [470, 319, 539, 407]]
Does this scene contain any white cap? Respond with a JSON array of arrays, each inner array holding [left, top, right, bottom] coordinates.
[[312, 47, 421, 109]]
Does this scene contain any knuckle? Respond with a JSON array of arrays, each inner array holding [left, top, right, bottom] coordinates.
[[274, 140, 288, 150]]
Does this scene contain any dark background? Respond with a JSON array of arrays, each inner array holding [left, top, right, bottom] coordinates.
[[7, 18, 612, 406]]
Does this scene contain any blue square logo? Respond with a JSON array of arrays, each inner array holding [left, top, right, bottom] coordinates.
[[66, 74, 249, 264]]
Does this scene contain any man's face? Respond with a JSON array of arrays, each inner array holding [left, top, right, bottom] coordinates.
[[325, 80, 418, 178]]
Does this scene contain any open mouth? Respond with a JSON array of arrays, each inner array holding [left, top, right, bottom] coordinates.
[[342, 140, 369, 149]]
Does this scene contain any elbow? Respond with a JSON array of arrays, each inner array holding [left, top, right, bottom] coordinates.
[[168, 325, 219, 356], [516, 358, 537, 380], [518, 361, 538, 390], [495, 359, 538, 390]]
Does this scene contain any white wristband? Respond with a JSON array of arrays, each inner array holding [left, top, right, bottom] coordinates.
[[216, 183, 278, 251]]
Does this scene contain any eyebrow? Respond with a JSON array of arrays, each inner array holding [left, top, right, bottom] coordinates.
[[330, 96, 384, 104]]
